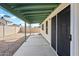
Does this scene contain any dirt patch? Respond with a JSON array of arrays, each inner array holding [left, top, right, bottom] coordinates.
[[0, 33, 27, 56]]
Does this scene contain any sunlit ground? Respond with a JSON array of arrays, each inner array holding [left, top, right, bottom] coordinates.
[[0, 33, 26, 56]]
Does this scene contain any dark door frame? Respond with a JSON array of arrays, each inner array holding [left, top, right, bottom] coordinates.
[[51, 16, 57, 51]]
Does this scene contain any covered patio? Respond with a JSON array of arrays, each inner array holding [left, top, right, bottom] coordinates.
[[1, 3, 79, 56]]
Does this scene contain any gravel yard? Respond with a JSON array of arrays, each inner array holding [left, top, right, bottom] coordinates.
[[0, 33, 26, 56]]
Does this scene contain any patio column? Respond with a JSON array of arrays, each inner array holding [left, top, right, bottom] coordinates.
[[30, 24, 31, 35], [25, 22, 27, 40]]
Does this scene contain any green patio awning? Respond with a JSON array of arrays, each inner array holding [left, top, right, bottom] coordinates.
[[0, 3, 60, 24]]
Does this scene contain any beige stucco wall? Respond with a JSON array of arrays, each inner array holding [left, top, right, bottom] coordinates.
[[40, 3, 70, 45], [40, 18, 51, 44]]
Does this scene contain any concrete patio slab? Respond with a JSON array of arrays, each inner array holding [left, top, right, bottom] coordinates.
[[14, 34, 57, 56]]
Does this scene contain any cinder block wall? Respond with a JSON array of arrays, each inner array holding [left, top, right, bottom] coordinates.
[[21, 27, 40, 33], [0, 26, 20, 37]]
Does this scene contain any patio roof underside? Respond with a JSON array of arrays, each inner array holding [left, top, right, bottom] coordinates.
[[1, 3, 60, 24]]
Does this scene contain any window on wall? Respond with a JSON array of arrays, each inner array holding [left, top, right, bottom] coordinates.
[[46, 21, 48, 34], [42, 24, 44, 30]]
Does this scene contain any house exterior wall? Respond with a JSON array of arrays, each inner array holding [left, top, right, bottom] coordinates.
[[40, 3, 70, 45], [40, 3, 79, 56], [40, 18, 51, 44], [70, 3, 79, 56]]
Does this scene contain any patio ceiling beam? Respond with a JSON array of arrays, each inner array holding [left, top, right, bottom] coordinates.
[[9, 3, 59, 8], [14, 4, 58, 11], [18, 8, 54, 13], [21, 10, 52, 15], [24, 14, 49, 16], [22, 12, 50, 15]]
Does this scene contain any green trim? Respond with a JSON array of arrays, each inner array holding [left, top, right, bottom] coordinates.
[[1, 3, 60, 23]]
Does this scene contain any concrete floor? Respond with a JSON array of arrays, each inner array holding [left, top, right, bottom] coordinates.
[[13, 34, 57, 56]]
